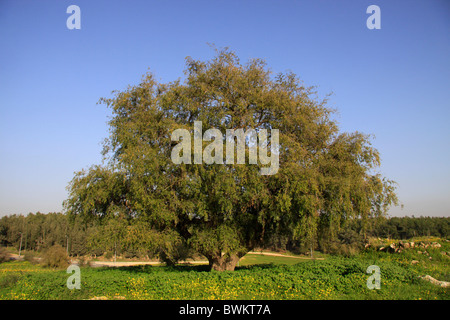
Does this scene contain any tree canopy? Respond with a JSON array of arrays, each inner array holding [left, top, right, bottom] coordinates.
[[64, 48, 398, 270]]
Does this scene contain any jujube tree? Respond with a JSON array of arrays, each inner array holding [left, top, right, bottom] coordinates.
[[64, 48, 397, 270]]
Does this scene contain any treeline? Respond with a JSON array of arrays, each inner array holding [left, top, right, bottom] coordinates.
[[370, 216, 449, 239], [264, 216, 450, 254], [0, 212, 93, 256], [0, 212, 191, 262], [0, 212, 449, 258]]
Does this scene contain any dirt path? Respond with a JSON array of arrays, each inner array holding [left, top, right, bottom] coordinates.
[[247, 251, 325, 260], [87, 251, 321, 267], [88, 260, 209, 267], [9, 251, 321, 267], [9, 254, 24, 260]]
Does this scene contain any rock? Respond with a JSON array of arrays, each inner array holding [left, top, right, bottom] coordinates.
[[410, 242, 415, 248], [431, 242, 441, 248], [403, 243, 410, 249], [417, 251, 422, 254], [420, 275, 450, 288], [387, 243, 398, 253], [411, 260, 419, 265]]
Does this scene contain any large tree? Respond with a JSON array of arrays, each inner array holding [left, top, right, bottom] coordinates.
[[64, 48, 397, 270]]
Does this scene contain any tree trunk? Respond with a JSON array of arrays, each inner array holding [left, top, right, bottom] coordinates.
[[208, 254, 241, 271]]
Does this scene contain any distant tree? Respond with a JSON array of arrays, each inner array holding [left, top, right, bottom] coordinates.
[[64, 48, 398, 270], [0, 247, 10, 263], [41, 244, 69, 269]]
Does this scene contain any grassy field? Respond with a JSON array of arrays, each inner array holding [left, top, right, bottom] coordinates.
[[0, 239, 449, 300]]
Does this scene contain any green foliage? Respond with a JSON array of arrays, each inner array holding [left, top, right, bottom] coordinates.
[[0, 273, 20, 289], [1, 251, 448, 300]]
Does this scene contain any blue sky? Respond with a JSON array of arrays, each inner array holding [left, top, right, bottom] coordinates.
[[0, 0, 449, 217]]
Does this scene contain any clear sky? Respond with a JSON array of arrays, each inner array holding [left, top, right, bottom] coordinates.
[[0, 0, 449, 217]]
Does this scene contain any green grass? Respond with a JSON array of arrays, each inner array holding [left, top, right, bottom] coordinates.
[[0, 239, 448, 300]]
